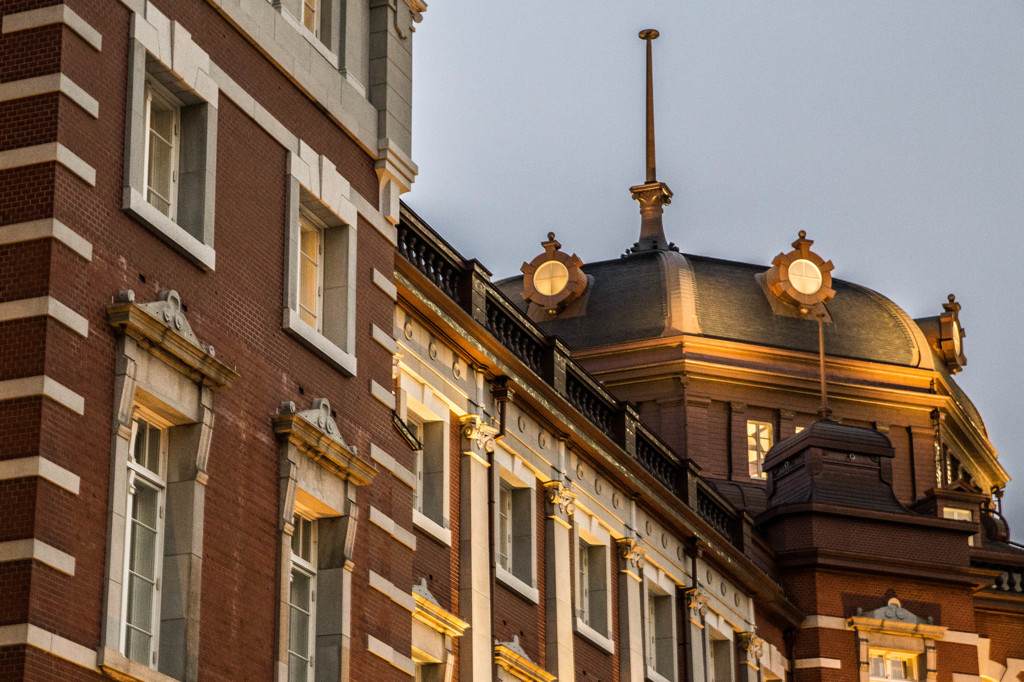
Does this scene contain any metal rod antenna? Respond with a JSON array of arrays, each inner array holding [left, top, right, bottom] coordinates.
[[817, 315, 832, 420], [640, 29, 659, 183]]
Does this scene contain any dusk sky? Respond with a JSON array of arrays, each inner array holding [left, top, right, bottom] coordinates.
[[406, 2, 1024, 531]]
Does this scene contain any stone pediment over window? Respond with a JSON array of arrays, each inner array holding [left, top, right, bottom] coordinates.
[[107, 290, 239, 389], [849, 597, 944, 633], [413, 578, 469, 638], [273, 399, 376, 486], [493, 636, 556, 682]]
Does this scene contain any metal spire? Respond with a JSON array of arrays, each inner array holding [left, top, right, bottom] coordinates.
[[629, 29, 674, 254]]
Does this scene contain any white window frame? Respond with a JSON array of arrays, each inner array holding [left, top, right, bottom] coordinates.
[[574, 512, 613, 653], [644, 568, 678, 682], [121, 408, 169, 669], [707, 623, 734, 682], [747, 420, 773, 479], [142, 79, 180, 222], [298, 207, 326, 332], [869, 650, 919, 682], [399, 376, 452, 545], [283, 170, 358, 377], [288, 514, 318, 682], [492, 450, 538, 604], [123, 40, 218, 270]]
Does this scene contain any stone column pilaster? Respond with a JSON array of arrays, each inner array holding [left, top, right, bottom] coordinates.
[[684, 587, 710, 682], [738, 633, 765, 682], [544, 481, 577, 680], [458, 415, 496, 681], [617, 538, 646, 681]]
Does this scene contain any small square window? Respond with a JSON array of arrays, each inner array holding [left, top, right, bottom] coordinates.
[[747, 420, 773, 479], [869, 651, 918, 681]]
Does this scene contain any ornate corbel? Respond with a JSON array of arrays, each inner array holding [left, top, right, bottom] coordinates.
[[738, 632, 764, 669], [683, 586, 709, 627], [543, 481, 576, 527], [616, 537, 646, 583], [194, 388, 215, 485], [459, 414, 498, 457]]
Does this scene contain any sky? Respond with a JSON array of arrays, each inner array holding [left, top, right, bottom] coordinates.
[[405, 2, 1024, 532]]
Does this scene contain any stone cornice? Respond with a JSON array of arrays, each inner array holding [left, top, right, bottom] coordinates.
[[107, 290, 238, 390], [412, 581, 468, 638], [273, 401, 377, 486], [493, 636, 556, 682]]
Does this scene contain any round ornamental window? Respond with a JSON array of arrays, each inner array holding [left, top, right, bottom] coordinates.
[[533, 260, 570, 296], [789, 259, 822, 295]]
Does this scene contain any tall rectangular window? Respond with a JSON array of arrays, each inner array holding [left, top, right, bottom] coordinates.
[[289, 515, 317, 682], [299, 210, 325, 331], [302, 0, 319, 35], [577, 539, 608, 634], [123, 414, 167, 667], [498, 481, 512, 572], [645, 582, 675, 680], [747, 420, 773, 479], [143, 80, 180, 220]]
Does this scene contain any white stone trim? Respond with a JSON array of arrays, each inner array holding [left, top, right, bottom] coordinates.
[[0, 375, 84, 414], [0, 218, 93, 260], [373, 268, 398, 300], [368, 570, 416, 612], [941, 630, 979, 645], [795, 658, 842, 670], [0, 73, 99, 118], [495, 565, 540, 604], [0, 142, 96, 186], [0, 539, 75, 575], [0, 296, 89, 337], [0, 623, 98, 670], [284, 309, 358, 376], [1, 4, 103, 51], [370, 380, 396, 410], [371, 323, 398, 354], [0, 456, 80, 494], [800, 615, 848, 630], [574, 617, 614, 655], [412, 508, 452, 546], [368, 506, 416, 550], [366, 634, 415, 675], [369, 443, 416, 489], [952, 675, 980, 682]]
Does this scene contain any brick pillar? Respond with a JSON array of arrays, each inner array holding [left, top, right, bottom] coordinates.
[[458, 415, 496, 681], [617, 538, 646, 680], [730, 402, 748, 481], [543, 481, 576, 680]]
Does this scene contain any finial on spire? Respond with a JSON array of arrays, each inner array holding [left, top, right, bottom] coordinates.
[[628, 29, 674, 254]]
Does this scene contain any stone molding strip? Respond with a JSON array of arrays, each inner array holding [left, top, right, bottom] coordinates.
[[0, 296, 89, 337], [370, 380, 396, 410], [0, 376, 84, 414], [369, 443, 416, 489], [368, 570, 416, 612], [0, 142, 96, 186], [794, 658, 842, 670], [0, 218, 93, 261], [0, 623, 98, 670], [368, 506, 416, 550], [0, 73, 99, 118], [1, 4, 103, 51], [0, 538, 75, 575], [372, 268, 398, 300], [0, 456, 80, 494], [370, 324, 397, 355], [366, 634, 415, 676]]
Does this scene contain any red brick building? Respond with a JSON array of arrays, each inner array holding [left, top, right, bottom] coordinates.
[[1, 1, 1022, 681]]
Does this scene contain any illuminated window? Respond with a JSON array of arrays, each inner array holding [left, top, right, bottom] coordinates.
[[869, 651, 917, 681], [298, 210, 325, 330], [302, 0, 319, 35], [747, 420, 773, 479]]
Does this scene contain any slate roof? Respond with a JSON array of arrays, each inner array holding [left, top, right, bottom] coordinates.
[[496, 250, 922, 366]]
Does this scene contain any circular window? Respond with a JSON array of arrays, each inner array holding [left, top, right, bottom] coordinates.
[[533, 260, 570, 296], [788, 258, 823, 295]]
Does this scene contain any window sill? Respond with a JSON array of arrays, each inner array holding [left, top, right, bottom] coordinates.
[[495, 565, 538, 604], [284, 309, 357, 377], [413, 509, 451, 546], [574, 617, 614, 655], [646, 665, 675, 682], [97, 647, 180, 682], [124, 188, 215, 271]]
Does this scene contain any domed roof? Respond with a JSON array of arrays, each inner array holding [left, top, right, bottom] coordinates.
[[496, 249, 933, 368]]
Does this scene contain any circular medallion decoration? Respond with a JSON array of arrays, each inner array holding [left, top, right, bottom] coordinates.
[[646, 521, 654, 535], [428, 341, 438, 360], [706, 569, 714, 585], [595, 478, 604, 495], [720, 582, 727, 596], [404, 321, 414, 339], [613, 493, 622, 509], [765, 231, 835, 312], [538, 432, 548, 449], [521, 233, 587, 317], [677, 546, 686, 561], [576, 464, 585, 479], [452, 360, 462, 379], [517, 415, 527, 432], [734, 593, 741, 607], [661, 534, 668, 548]]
